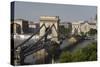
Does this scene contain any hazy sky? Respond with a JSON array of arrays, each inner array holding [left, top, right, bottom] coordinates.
[[14, 1, 97, 22]]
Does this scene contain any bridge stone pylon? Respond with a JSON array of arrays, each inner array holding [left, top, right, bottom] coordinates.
[[11, 19, 29, 35], [71, 22, 81, 35], [39, 16, 60, 43]]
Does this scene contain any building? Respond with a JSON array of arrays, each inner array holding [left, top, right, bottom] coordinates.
[[28, 21, 36, 28], [11, 19, 29, 34], [71, 20, 97, 35], [88, 20, 97, 29], [28, 21, 40, 34], [11, 23, 21, 34], [28, 21, 36, 34], [60, 22, 72, 29], [80, 21, 90, 34], [81, 20, 97, 34]]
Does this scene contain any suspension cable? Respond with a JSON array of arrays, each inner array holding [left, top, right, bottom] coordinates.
[[23, 24, 54, 56]]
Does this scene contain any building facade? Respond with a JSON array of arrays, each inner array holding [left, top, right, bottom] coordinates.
[[71, 20, 97, 35], [28, 22, 40, 34], [60, 22, 71, 29], [80, 21, 90, 34]]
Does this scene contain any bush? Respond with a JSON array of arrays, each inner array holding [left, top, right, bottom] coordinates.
[[59, 26, 71, 35], [59, 42, 97, 62], [59, 51, 72, 63], [88, 29, 97, 36]]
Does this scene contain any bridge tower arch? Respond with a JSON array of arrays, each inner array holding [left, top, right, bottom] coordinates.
[[40, 16, 60, 42], [11, 23, 21, 34], [72, 22, 81, 35], [11, 19, 28, 34]]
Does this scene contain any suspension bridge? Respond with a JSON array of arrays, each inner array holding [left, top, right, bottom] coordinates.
[[11, 16, 61, 65]]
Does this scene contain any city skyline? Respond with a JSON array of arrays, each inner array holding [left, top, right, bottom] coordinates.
[[14, 1, 97, 22]]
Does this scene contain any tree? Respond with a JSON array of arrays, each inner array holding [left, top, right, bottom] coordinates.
[[59, 51, 72, 63], [48, 41, 60, 63], [59, 25, 71, 36], [88, 29, 97, 36], [59, 42, 97, 62], [80, 32, 87, 37], [72, 42, 97, 61], [72, 50, 87, 61]]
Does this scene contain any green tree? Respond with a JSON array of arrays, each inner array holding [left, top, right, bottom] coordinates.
[[72, 49, 88, 61], [88, 29, 97, 36], [80, 32, 87, 37], [59, 26, 71, 36], [72, 42, 97, 61], [49, 41, 60, 63], [59, 42, 97, 62], [59, 51, 72, 63]]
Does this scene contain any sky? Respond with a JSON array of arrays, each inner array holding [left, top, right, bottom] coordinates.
[[13, 1, 97, 22]]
